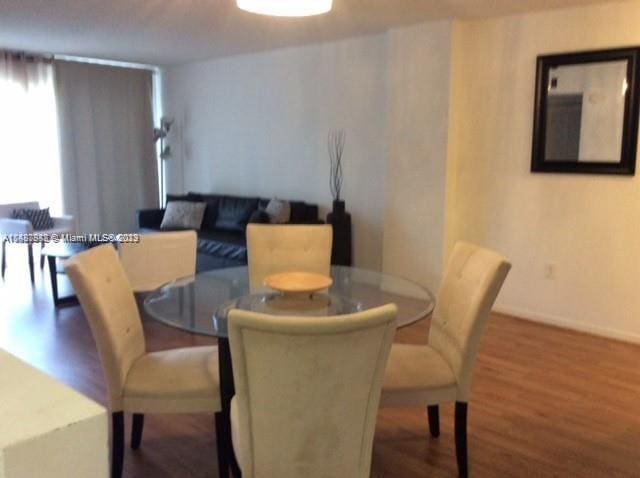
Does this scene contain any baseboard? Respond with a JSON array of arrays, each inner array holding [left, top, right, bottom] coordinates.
[[493, 303, 640, 345]]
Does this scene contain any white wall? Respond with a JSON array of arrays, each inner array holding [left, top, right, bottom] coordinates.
[[446, 1, 640, 342], [162, 35, 388, 269], [383, 21, 451, 291], [162, 23, 452, 278]]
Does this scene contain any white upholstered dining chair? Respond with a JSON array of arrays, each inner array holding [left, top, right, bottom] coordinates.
[[381, 241, 511, 478], [118, 230, 197, 293], [64, 245, 222, 478], [246, 224, 332, 290], [228, 304, 398, 478]]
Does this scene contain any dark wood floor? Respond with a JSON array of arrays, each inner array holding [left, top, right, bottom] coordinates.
[[2, 249, 640, 477]]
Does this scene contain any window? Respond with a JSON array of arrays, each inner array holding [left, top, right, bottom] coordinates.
[[0, 56, 62, 213]]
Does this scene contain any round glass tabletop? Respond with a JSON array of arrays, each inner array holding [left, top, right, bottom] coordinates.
[[143, 266, 435, 338]]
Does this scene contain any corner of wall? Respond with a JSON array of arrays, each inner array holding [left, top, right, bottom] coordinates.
[[443, 19, 468, 266], [381, 19, 453, 290]]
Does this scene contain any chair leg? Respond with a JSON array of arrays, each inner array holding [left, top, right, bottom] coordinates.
[[427, 405, 440, 437], [1, 239, 6, 280], [40, 241, 45, 269], [27, 243, 34, 283], [131, 413, 144, 449], [455, 401, 468, 478], [112, 412, 125, 478], [215, 412, 230, 478]]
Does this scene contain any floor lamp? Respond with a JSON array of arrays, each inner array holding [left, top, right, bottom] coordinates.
[[154, 117, 173, 207]]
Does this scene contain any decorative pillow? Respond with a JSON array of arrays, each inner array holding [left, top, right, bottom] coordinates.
[[11, 208, 54, 230], [265, 198, 291, 224], [160, 201, 206, 230], [165, 193, 192, 204], [215, 196, 259, 231]]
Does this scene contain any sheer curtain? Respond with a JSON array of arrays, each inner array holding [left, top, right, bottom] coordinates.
[[0, 52, 62, 213], [55, 61, 158, 233]]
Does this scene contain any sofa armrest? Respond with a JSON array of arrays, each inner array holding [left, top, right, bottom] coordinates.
[[52, 215, 76, 233], [0, 218, 33, 235], [137, 208, 165, 229]]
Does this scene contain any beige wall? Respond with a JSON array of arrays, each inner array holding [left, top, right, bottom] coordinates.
[[383, 21, 451, 291], [163, 22, 452, 277], [445, 1, 640, 342], [163, 0, 640, 342], [163, 35, 389, 270]]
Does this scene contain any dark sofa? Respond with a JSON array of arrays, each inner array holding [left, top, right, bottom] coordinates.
[[137, 192, 321, 272]]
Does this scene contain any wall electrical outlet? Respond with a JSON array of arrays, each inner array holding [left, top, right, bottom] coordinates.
[[544, 263, 555, 279]]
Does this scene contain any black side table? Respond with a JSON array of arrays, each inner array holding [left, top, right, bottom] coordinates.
[[326, 200, 352, 266]]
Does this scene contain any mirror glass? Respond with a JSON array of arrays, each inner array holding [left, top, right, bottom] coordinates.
[[531, 47, 640, 175], [545, 61, 627, 163]]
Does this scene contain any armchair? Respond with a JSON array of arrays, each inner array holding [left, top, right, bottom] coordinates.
[[0, 202, 76, 282]]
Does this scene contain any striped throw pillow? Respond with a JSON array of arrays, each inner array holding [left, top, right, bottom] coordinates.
[[11, 208, 55, 231]]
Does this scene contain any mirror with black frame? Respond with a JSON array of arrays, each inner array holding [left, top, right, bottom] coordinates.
[[531, 47, 640, 175]]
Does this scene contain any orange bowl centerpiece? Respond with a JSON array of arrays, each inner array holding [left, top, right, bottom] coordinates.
[[263, 271, 333, 296]]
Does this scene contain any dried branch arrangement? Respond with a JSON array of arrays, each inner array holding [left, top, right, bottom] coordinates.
[[328, 130, 345, 201]]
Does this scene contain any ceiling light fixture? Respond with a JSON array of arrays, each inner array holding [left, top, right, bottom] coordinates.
[[237, 0, 332, 17]]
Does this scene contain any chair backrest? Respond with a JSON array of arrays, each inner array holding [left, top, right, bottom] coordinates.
[[118, 230, 197, 292], [228, 304, 397, 478], [0, 202, 39, 218], [246, 224, 332, 290], [64, 245, 145, 411], [428, 241, 511, 402]]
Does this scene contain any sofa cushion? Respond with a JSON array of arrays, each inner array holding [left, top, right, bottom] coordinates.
[[197, 230, 248, 261], [289, 201, 311, 223], [248, 209, 270, 224], [214, 196, 258, 232], [191, 193, 223, 231], [305, 204, 319, 223], [166, 193, 201, 204], [166, 193, 188, 203]]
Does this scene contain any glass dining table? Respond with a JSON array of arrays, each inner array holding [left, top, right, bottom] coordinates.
[[143, 265, 435, 478]]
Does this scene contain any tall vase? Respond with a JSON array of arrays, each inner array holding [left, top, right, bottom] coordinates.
[[326, 200, 352, 266]]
